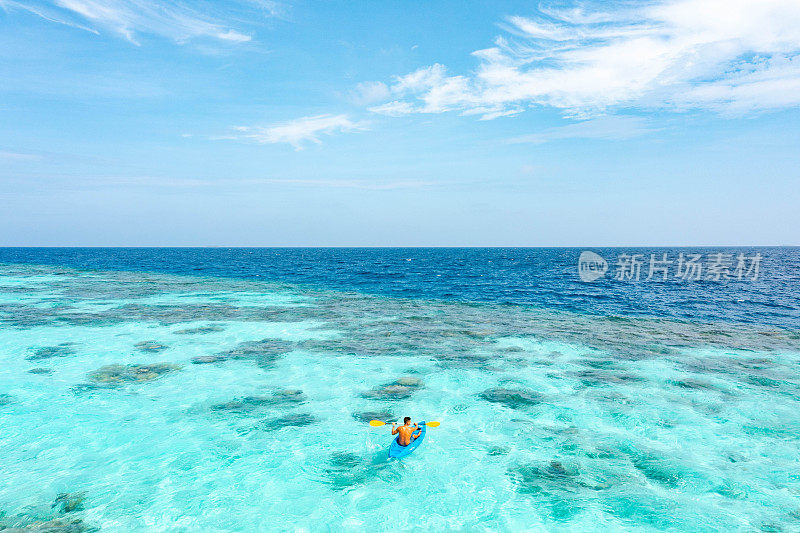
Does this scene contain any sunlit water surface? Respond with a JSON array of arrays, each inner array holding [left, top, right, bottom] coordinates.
[[1, 264, 799, 532]]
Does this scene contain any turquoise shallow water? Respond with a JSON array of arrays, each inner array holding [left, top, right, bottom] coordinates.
[[1, 263, 800, 532]]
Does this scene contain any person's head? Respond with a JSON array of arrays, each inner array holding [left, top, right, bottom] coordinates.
[[403, 416, 411, 425]]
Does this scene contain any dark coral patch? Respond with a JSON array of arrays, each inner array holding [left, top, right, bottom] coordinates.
[[190, 355, 226, 364], [134, 341, 169, 352], [506, 461, 587, 521], [507, 461, 581, 494], [258, 413, 317, 431], [569, 369, 645, 386], [0, 515, 96, 532], [667, 378, 728, 393], [26, 343, 77, 361], [53, 492, 86, 514], [352, 409, 395, 424], [192, 339, 295, 367], [479, 387, 542, 409], [362, 377, 424, 400], [320, 452, 373, 491], [486, 445, 510, 456], [87, 363, 181, 384], [211, 390, 307, 414], [627, 451, 685, 488], [174, 325, 226, 335], [328, 451, 363, 469]]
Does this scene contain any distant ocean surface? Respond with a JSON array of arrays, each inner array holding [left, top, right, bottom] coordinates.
[[1, 248, 799, 531], [0, 247, 798, 328]]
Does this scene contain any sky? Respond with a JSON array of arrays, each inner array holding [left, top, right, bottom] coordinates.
[[1, 0, 799, 246]]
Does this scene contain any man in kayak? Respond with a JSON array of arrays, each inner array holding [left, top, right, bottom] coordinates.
[[391, 417, 422, 446]]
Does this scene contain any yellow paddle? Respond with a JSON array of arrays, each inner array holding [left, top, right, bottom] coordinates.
[[369, 420, 440, 427]]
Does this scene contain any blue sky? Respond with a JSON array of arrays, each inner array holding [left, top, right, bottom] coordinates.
[[1, 0, 799, 246]]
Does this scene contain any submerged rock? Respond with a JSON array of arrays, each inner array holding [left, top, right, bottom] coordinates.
[[464, 329, 497, 338], [328, 451, 363, 469], [667, 378, 728, 393], [192, 339, 294, 367], [173, 325, 225, 335], [486, 445, 510, 456], [134, 341, 168, 352], [0, 393, 14, 406], [570, 369, 645, 386], [28, 368, 54, 375], [321, 451, 373, 491], [0, 517, 96, 532], [259, 413, 317, 431], [627, 450, 685, 488], [507, 461, 582, 495], [265, 389, 307, 405], [190, 355, 226, 364], [394, 377, 422, 387], [212, 396, 271, 413], [223, 339, 295, 358], [362, 377, 424, 400], [52, 492, 86, 514], [713, 479, 748, 500], [352, 409, 395, 424], [499, 346, 525, 353], [26, 343, 76, 361], [479, 387, 542, 409], [369, 385, 414, 400], [71, 383, 113, 394], [433, 351, 494, 369], [211, 390, 307, 414], [579, 359, 620, 370], [296, 337, 402, 357], [87, 363, 181, 384]]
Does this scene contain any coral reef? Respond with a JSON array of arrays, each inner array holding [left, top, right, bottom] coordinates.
[[52, 492, 86, 514], [479, 388, 542, 409], [361, 377, 424, 400], [173, 325, 225, 335], [26, 343, 76, 361], [134, 341, 168, 352], [87, 363, 181, 384]]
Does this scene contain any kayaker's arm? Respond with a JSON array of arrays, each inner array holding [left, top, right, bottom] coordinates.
[[391, 423, 399, 435]]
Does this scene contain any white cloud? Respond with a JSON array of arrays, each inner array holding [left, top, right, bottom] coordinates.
[[350, 81, 390, 106], [0, 0, 279, 44], [0, 0, 100, 33], [368, 100, 416, 117], [366, 0, 800, 118], [230, 114, 367, 149], [216, 29, 251, 43], [675, 55, 800, 113]]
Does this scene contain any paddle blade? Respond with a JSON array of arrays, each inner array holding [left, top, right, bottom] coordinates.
[[369, 420, 386, 427], [426, 421, 440, 427]]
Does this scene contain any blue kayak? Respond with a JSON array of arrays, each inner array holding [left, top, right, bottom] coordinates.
[[389, 421, 426, 459]]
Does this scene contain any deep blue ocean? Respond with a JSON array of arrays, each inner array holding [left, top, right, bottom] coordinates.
[[0, 247, 797, 328]]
